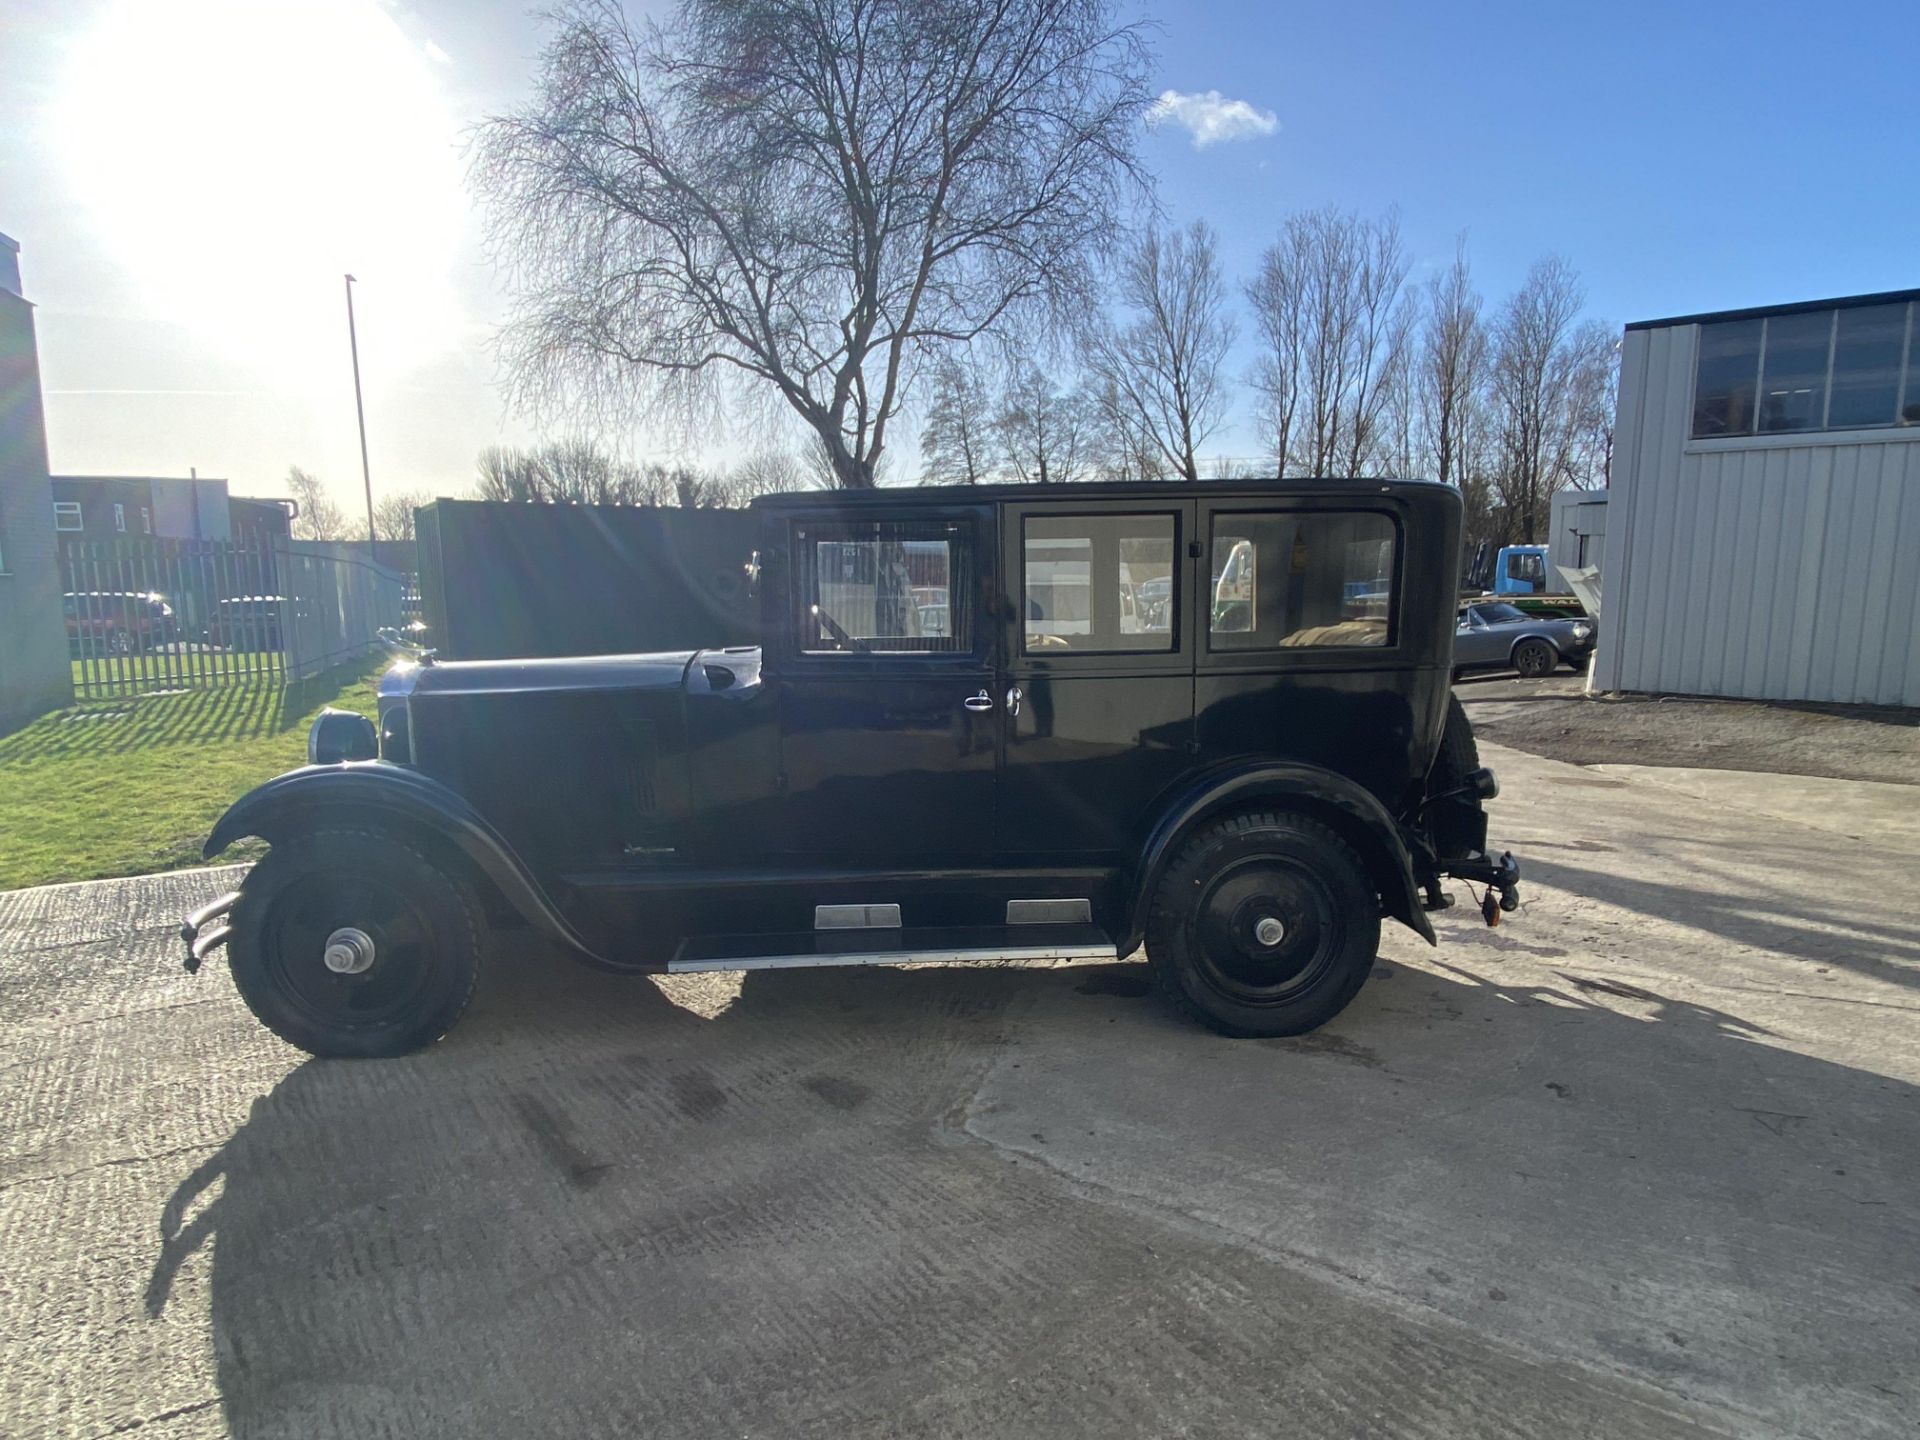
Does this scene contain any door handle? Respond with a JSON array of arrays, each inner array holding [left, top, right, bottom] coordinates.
[[962, 691, 994, 712], [1005, 684, 1022, 717]]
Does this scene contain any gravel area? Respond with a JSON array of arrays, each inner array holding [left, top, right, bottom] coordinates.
[[1459, 674, 1920, 785]]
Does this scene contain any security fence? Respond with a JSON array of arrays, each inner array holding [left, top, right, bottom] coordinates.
[[58, 538, 408, 699]]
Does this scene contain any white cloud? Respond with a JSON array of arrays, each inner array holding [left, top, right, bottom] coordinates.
[[1148, 89, 1279, 149], [423, 38, 451, 66]]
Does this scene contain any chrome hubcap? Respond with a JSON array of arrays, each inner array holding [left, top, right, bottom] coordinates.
[[322, 926, 377, 975], [1253, 916, 1287, 948]]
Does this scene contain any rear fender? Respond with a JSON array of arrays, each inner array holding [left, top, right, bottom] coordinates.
[[203, 762, 619, 970], [1122, 762, 1435, 954]]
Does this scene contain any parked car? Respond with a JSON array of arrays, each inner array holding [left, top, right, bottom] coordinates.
[[181, 479, 1521, 1059], [206, 595, 287, 651], [1453, 601, 1595, 679], [62, 591, 176, 655]]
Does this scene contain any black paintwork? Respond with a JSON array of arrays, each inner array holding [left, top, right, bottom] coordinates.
[[205, 479, 1505, 968]]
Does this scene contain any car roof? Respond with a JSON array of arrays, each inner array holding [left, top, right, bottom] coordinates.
[[751, 476, 1454, 510]]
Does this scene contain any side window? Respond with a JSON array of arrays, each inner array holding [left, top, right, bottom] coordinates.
[[1505, 550, 1545, 585], [1022, 513, 1175, 654], [795, 518, 970, 654], [1208, 511, 1396, 650]]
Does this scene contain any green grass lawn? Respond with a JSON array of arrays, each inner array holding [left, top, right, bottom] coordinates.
[[0, 658, 385, 892]]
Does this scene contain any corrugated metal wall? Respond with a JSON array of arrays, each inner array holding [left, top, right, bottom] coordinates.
[[1595, 324, 1920, 705]]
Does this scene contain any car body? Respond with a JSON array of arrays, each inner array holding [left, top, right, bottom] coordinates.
[[62, 591, 176, 654], [183, 479, 1521, 1058], [1453, 601, 1595, 679], [206, 595, 287, 651]]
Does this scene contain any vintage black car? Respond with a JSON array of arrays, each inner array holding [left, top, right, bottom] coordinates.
[[181, 480, 1520, 1058]]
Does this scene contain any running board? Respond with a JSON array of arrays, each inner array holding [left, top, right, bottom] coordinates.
[[667, 923, 1117, 974]]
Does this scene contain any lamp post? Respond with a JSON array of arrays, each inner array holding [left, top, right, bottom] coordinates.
[[343, 274, 376, 556]]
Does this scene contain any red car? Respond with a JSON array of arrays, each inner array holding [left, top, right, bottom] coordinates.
[[62, 591, 176, 654]]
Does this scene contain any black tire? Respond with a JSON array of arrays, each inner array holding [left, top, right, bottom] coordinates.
[[1512, 637, 1556, 679], [1431, 692, 1480, 792], [1146, 811, 1381, 1038], [227, 827, 483, 1058]]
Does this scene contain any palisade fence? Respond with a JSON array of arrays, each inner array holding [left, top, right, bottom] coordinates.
[[58, 538, 410, 699]]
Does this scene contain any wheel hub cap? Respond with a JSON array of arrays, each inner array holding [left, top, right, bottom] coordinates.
[[322, 927, 377, 975], [1253, 916, 1287, 948]]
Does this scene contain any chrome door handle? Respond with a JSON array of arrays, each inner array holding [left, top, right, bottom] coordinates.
[[1005, 684, 1023, 717], [963, 691, 994, 712]]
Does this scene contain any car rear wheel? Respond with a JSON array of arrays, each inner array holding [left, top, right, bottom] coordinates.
[[227, 828, 483, 1058], [1512, 637, 1556, 678], [1146, 811, 1380, 1038]]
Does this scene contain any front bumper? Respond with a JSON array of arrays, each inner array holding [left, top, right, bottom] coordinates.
[[178, 890, 239, 973]]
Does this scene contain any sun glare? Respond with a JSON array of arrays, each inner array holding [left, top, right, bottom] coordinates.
[[53, 0, 468, 383]]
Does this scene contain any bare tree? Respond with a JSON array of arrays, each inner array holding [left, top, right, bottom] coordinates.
[[918, 356, 1000, 485], [1417, 239, 1488, 491], [996, 361, 1097, 483], [476, 0, 1152, 489], [1245, 207, 1412, 477], [284, 466, 345, 542], [1489, 257, 1613, 540], [372, 490, 434, 543], [1563, 325, 1620, 489], [725, 447, 811, 502], [1084, 221, 1235, 481]]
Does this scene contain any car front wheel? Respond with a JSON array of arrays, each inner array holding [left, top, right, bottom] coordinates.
[[226, 827, 484, 1058], [1512, 637, 1556, 679], [1146, 811, 1381, 1038]]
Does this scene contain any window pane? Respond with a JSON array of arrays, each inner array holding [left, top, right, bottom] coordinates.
[[1757, 310, 1832, 433], [1692, 318, 1762, 437], [1827, 303, 1906, 429], [1023, 513, 1175, 654], [1906, 307, 1920, 425], [1209, 511, 1395, 650], [800, 521, 969, 653]]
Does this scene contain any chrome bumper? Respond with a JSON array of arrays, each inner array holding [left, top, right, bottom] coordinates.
[[178, 890, 240, 973]]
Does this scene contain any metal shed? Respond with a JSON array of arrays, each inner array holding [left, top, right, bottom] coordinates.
[[1592, 287, 1920, 705]]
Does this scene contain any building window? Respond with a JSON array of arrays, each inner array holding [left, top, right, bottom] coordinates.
[[139, 507, 152, 535], [1022, 513, 1175, 654], [114, 503, 127, 533], [1207, 511, 1396, 650], [54, 501, 83, 532], [1693, 300, 1920, 439]]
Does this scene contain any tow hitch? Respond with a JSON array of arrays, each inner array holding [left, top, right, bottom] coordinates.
[[1424, 852, 1522, 926], [178, 891, 240, 973]]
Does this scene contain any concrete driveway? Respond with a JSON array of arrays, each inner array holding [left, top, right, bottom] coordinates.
[[3, 742, 1917, 1439]]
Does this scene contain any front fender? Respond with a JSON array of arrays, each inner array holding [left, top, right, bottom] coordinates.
[[1122, 761, 1435, 954], [204, 762, 615, 969]]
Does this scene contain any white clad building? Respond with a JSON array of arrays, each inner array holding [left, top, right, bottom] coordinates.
[[1595, 288, 1920, 705]]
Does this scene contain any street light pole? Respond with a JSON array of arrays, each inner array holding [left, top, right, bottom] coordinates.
[[343, 274, 376, 556]]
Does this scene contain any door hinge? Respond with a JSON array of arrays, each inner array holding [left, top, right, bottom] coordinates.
[[1187, 539, 1203, 558]]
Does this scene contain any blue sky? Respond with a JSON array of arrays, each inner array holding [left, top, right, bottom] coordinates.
[[1, 0, 1912, 500]]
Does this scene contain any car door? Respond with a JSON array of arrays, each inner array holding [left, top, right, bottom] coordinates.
[[768, 502, 1000, 865], [1455, 609, 1496, 666], [996, 499, 1195, 857]]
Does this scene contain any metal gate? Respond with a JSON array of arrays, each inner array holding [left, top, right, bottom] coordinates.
[[58, 538, 406, 699]]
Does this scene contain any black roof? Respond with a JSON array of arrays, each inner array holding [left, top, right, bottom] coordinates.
[[751, 476, 1449, 509], [1626, 287, 1920, 333]]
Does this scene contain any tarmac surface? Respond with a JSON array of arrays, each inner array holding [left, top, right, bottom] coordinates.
[[3, 741, 1918, 1439]]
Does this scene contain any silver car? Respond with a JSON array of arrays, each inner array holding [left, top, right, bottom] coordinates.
[[1453, 601, 1595, 680]]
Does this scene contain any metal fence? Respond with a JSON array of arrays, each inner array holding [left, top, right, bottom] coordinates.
[[59, 538, 408, 699]]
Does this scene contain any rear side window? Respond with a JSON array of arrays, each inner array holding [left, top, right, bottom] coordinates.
[[1208, 511, 1396, 650], [795, 518, 971, 654], [1022, 513, 1176, 654]]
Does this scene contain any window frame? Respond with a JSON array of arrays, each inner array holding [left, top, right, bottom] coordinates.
[[781, 508, 990, 671], [999, 501, 1192, 677], [53, 501, 83, 532], [1196, 501, 1405, 667], [1689, 300, 1920, 442], [113, 503, 126, 533]]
